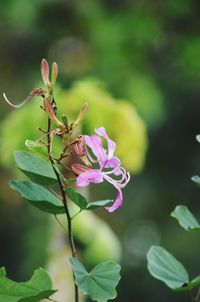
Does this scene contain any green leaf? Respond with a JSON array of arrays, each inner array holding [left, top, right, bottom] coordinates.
[[191, 175, 200, 188], [171, 205, 200, 231], [86, 200, 113, 210], [196, 135, 200, 143], [0, 267, 56, 302], [65, 188, 88, 210], [65, 187, 113, 211], [0, 267, 6, 278], [14, 151, 57, 185], [69, 257, 121, 302], [187, 276, 200, 291], [10, 180, 65, 214], [64, 178, 76, 184], [147, 246, 189, 290], [25, 139, 47, 157]]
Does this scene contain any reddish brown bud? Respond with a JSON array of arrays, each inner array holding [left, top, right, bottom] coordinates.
[[74, 136, 86, 157], [44, 98, 63, 127], [41, 58, 50, 87], [30, 88, 46, 97]]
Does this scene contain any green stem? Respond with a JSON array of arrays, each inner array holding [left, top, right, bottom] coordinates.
[[47, 117, 79, 302], [195, 287, 200, 302]]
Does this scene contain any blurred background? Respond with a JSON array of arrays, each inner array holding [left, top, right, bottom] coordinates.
[[0, 0, 200, 301]]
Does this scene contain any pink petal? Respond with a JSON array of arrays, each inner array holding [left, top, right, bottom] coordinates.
[[106, 188, 123, 213], [76, 169, 104, 187], [104, 157, 120, 168], [85, 135, 107, 165], [71, 163, 90, 175], [95, 127, 116, 159]]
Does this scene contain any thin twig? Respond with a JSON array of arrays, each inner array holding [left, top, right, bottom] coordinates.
[[46, 117, 79, 302], [195, 286, 200, 301]]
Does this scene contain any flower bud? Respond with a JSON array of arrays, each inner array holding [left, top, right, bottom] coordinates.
[[62, 114, 69, 131], [73, 103, 88, 127], [44, 98, 63, 127], [74, 136, 86, 157], [41, 58, 50, 87], [30, 88, 46, 97], [51, 62, 58, 86]]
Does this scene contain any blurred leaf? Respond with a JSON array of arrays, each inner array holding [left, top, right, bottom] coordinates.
[[191, 175, 200, 187], [0, 267, 5, 278], [10, 180, 65, 214], [25, 139, 47, 157], [58, 80, 147, 173], [86, 200, 113, 210], [0, 267, 56, 302], [147, 246, 189, 290], [196, 135, 200, 143], [14, 151, 57, 185], [69, 257, 121, 302], [64, 178, 76, 184], [65, 187, 88, 210], [171, 205, 200, 231], [179, 37, 200, 81]]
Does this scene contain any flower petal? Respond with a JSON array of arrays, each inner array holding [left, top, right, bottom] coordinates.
[[76, 169, 104, 187], [85, 134, 107, 165], [71, 163, 90, 175], [106, 188, 123, 213], [95, 127, 116, 159], [104, 157, 121, 174]]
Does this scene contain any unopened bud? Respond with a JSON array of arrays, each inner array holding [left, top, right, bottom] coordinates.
[[74, 136, 92, 166], [44, 98, 63, 127], [41, 58, 50, 87], [62, 114, 69, 131], [74, 103, 88, 127], [74, 136, 86, 157], [30, 88, 46, 97], [51, 62, 58, 86]]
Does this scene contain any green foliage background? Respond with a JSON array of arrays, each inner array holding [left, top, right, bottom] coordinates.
[[0, 1, 200, 301]]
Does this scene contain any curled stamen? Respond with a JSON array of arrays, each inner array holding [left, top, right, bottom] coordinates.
[[3, 93, 32, 108]]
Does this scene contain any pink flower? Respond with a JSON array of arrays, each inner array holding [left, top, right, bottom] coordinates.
[[72, 127, 130, 212]]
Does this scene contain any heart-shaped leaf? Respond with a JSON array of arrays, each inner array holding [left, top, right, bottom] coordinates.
[[86, 200, 113, 210], [171, 205, 200, 231], [191, 175, 200, 188], [65, 187, 88, 210], [147, 246, 189, 290], [69, 257, 121, 302], [0, 267, 56, 302], [14, 151, 57, 185], [10, 180, 65, 214]]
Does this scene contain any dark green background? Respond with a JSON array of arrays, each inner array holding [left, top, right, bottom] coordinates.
[[0, 1, 200, 301]]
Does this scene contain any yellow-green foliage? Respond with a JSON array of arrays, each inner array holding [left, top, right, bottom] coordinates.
[[1, 80, 147, 173], [58, 80, 148, 173]]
